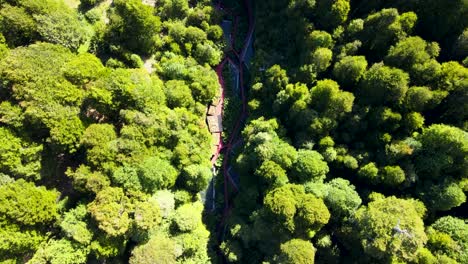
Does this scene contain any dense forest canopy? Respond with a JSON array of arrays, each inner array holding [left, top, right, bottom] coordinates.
[[0, 0, 224, 263], [221, 0, 468, 263], [0, 0, 466, 263]]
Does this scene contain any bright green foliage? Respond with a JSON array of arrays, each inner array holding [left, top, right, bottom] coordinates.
[[164, 80, 195, 108], [404, 86, 438, 112], [415, 124, 468, 179], [381, 165, 406, 187], [359, 63, 409, 106], [306, 30, 334, 50], [385, 36, 440, 74], [310, 48, 333, 72], [67, 165, 110, 194], [316, 0, 350, 30], [0, 4, 37, 46], [157, 53, 220, 103], [129, 234, 177, 264], [34, 9, 92, 52], [310, 79, 354, 119], [159, 0, 190, 20], [255, 160, 289, 189], [91, 68, 166, 112], [180, 164, 212, 192], [0, 101, 23, 129], [357, 162, 379, 183], [28, 239, 89, 264], [264, 184, 301, 231], [81, 124, 117, 168], [323, 178, 362, 220], [60, 205, 93, 245], [172, 202, 203, 233], [264, 184, 330, 235], [0, 43, 85, 152], [353, 196, 427, 262], [333, 56, 368, 87], [133, 198, 161, 232], [0, 127, 42, 180], [0, 179, 59, 226], [276, 239, 316, 264], [421, 180, 466, 211], [153, 190, 175, 218], [427, 216, 468, 263], [62, 53, 106, 85], [89, 233, 126, 259], [0, 221, 46, 261], [173, 222, 211, 263], [239, 118, 298, 171], [296, 193, 331, 237], [138, 157, 178, 192], [108, 0, 161, 55], [291, 150, 329, 183], [88, 187, 131, 237]]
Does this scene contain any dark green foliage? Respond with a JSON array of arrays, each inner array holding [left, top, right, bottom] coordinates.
[[332, 55, 368, 87], [415, 124, 467, 179], [358, 63, 409, 106]]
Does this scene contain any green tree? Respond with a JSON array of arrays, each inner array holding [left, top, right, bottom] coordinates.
[[359, 9, 417, 59], [0, 221, 46, 262], [381, 165, 406, 187], [315, 0, 350, 30], [291, 150, 329, 183], [428, 216, 468, 263], [180, 164, 212, 193], [323, 178, 362, 220], [305, 30, 334, 50], [276, 239, 316, 264], [415, 124, 467, 179], [0, 127, 42, 180], [352, 196, 427, 262], [385, 36, 440, 74], [138, 157, 178, 192], [172, 202, 203, 233], [310, 79, 354, 119], [60, 205, 93, 245], [129, 234, 177, 264], [62, 53, 106, 85], [108, 0, 161, 55], [333, 55, 368, 87], [404, 86, 439, 112], [0, 4, 37, 46], [88, 187, 131, 237], [28, 239, 89, 264], [358, 63, 409, 106], [0, 179, 59, 226], [421, 180, 466, 211], [34, 9, 92, 52], [255, 160, 289, 189], [296, 193, 331, 237]]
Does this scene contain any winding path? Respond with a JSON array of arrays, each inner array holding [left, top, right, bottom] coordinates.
[[210, 0, 254, 242]]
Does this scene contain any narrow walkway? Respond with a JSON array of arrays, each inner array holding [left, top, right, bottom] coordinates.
[[207, 0, 254, 245]]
